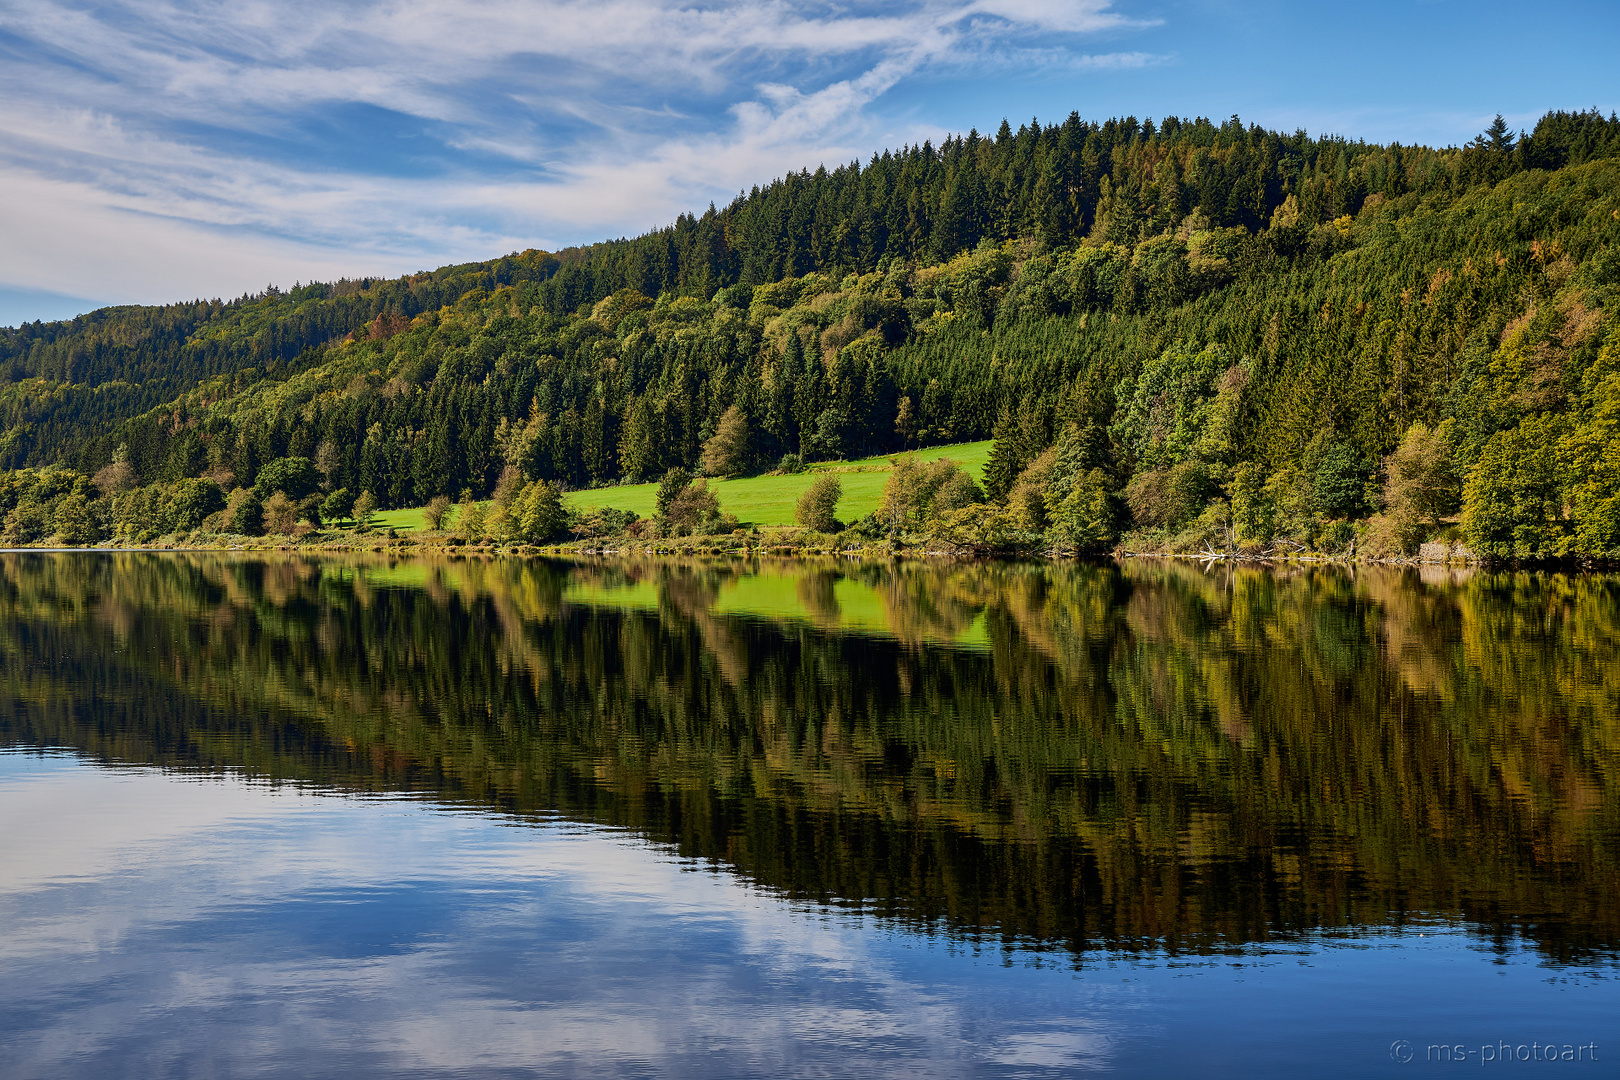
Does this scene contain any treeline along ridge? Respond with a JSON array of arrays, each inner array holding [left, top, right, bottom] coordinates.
[[2, 108, 1620, 558]]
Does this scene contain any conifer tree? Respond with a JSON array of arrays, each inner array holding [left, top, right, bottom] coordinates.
[[984, 407, 1022, 500]]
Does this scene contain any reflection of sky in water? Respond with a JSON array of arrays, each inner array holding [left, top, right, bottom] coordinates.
[[1, 750, 1613, 1080]]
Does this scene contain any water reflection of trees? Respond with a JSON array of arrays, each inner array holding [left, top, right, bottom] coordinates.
[[1, 552, 1616, 962]]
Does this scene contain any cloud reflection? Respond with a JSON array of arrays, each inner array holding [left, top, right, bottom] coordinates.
[[0, 754, 1123, 1078]]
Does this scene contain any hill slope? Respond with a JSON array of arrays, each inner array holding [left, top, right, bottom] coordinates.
[[2, 108, 1619, 559]]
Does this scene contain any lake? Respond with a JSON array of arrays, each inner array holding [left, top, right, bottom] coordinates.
[[0, 552, 1615, 1077]]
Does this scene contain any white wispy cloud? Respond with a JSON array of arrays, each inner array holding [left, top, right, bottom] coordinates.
[[0, 0, 1157, 309]]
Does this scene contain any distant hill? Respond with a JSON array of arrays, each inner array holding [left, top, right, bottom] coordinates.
[[2, 107, 1619, 559]]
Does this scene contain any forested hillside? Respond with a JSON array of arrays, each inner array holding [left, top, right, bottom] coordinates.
[[0, 250, 561, 468], [2, 108, 1620, 559]]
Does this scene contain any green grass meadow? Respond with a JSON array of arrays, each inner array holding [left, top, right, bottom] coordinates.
[[372, 440, 993, 533], [370, 506, 438, 533], [565, 439, 993, 527]]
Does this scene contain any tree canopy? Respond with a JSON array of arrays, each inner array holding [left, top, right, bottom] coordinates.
[[3, 107, 1620, 558]]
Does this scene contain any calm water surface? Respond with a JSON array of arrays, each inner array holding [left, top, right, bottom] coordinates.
[[0, 553, 1616, 1078]]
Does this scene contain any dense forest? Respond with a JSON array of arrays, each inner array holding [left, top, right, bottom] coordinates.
[[2, 107, 1620, 559]]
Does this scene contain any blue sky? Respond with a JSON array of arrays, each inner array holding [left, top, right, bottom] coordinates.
[[1, 0, 1616, 327]]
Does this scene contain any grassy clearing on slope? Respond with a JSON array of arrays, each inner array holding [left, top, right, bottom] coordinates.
[[367, 440, 991, 532], [370, 506, 435, 533], [564, 440, 993, 527]]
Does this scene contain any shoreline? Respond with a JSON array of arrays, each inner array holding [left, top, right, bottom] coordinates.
[[0, 532, 1607, 571]]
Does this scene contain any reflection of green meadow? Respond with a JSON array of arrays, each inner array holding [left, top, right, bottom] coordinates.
[[564, 579, 660, 611], [361, 564, 432, 589], [563, 565, 991, 649]]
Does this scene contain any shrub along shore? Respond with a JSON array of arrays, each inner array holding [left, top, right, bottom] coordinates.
[[0, 434, 1530, 565], [0, 529, 1487, 569]]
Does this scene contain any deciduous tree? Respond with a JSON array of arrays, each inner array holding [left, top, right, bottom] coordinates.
[[795, 474, 842, 532], [700, 405, 751, 477], [423, 495, 452, 531], [263, 492, 298, 535]]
